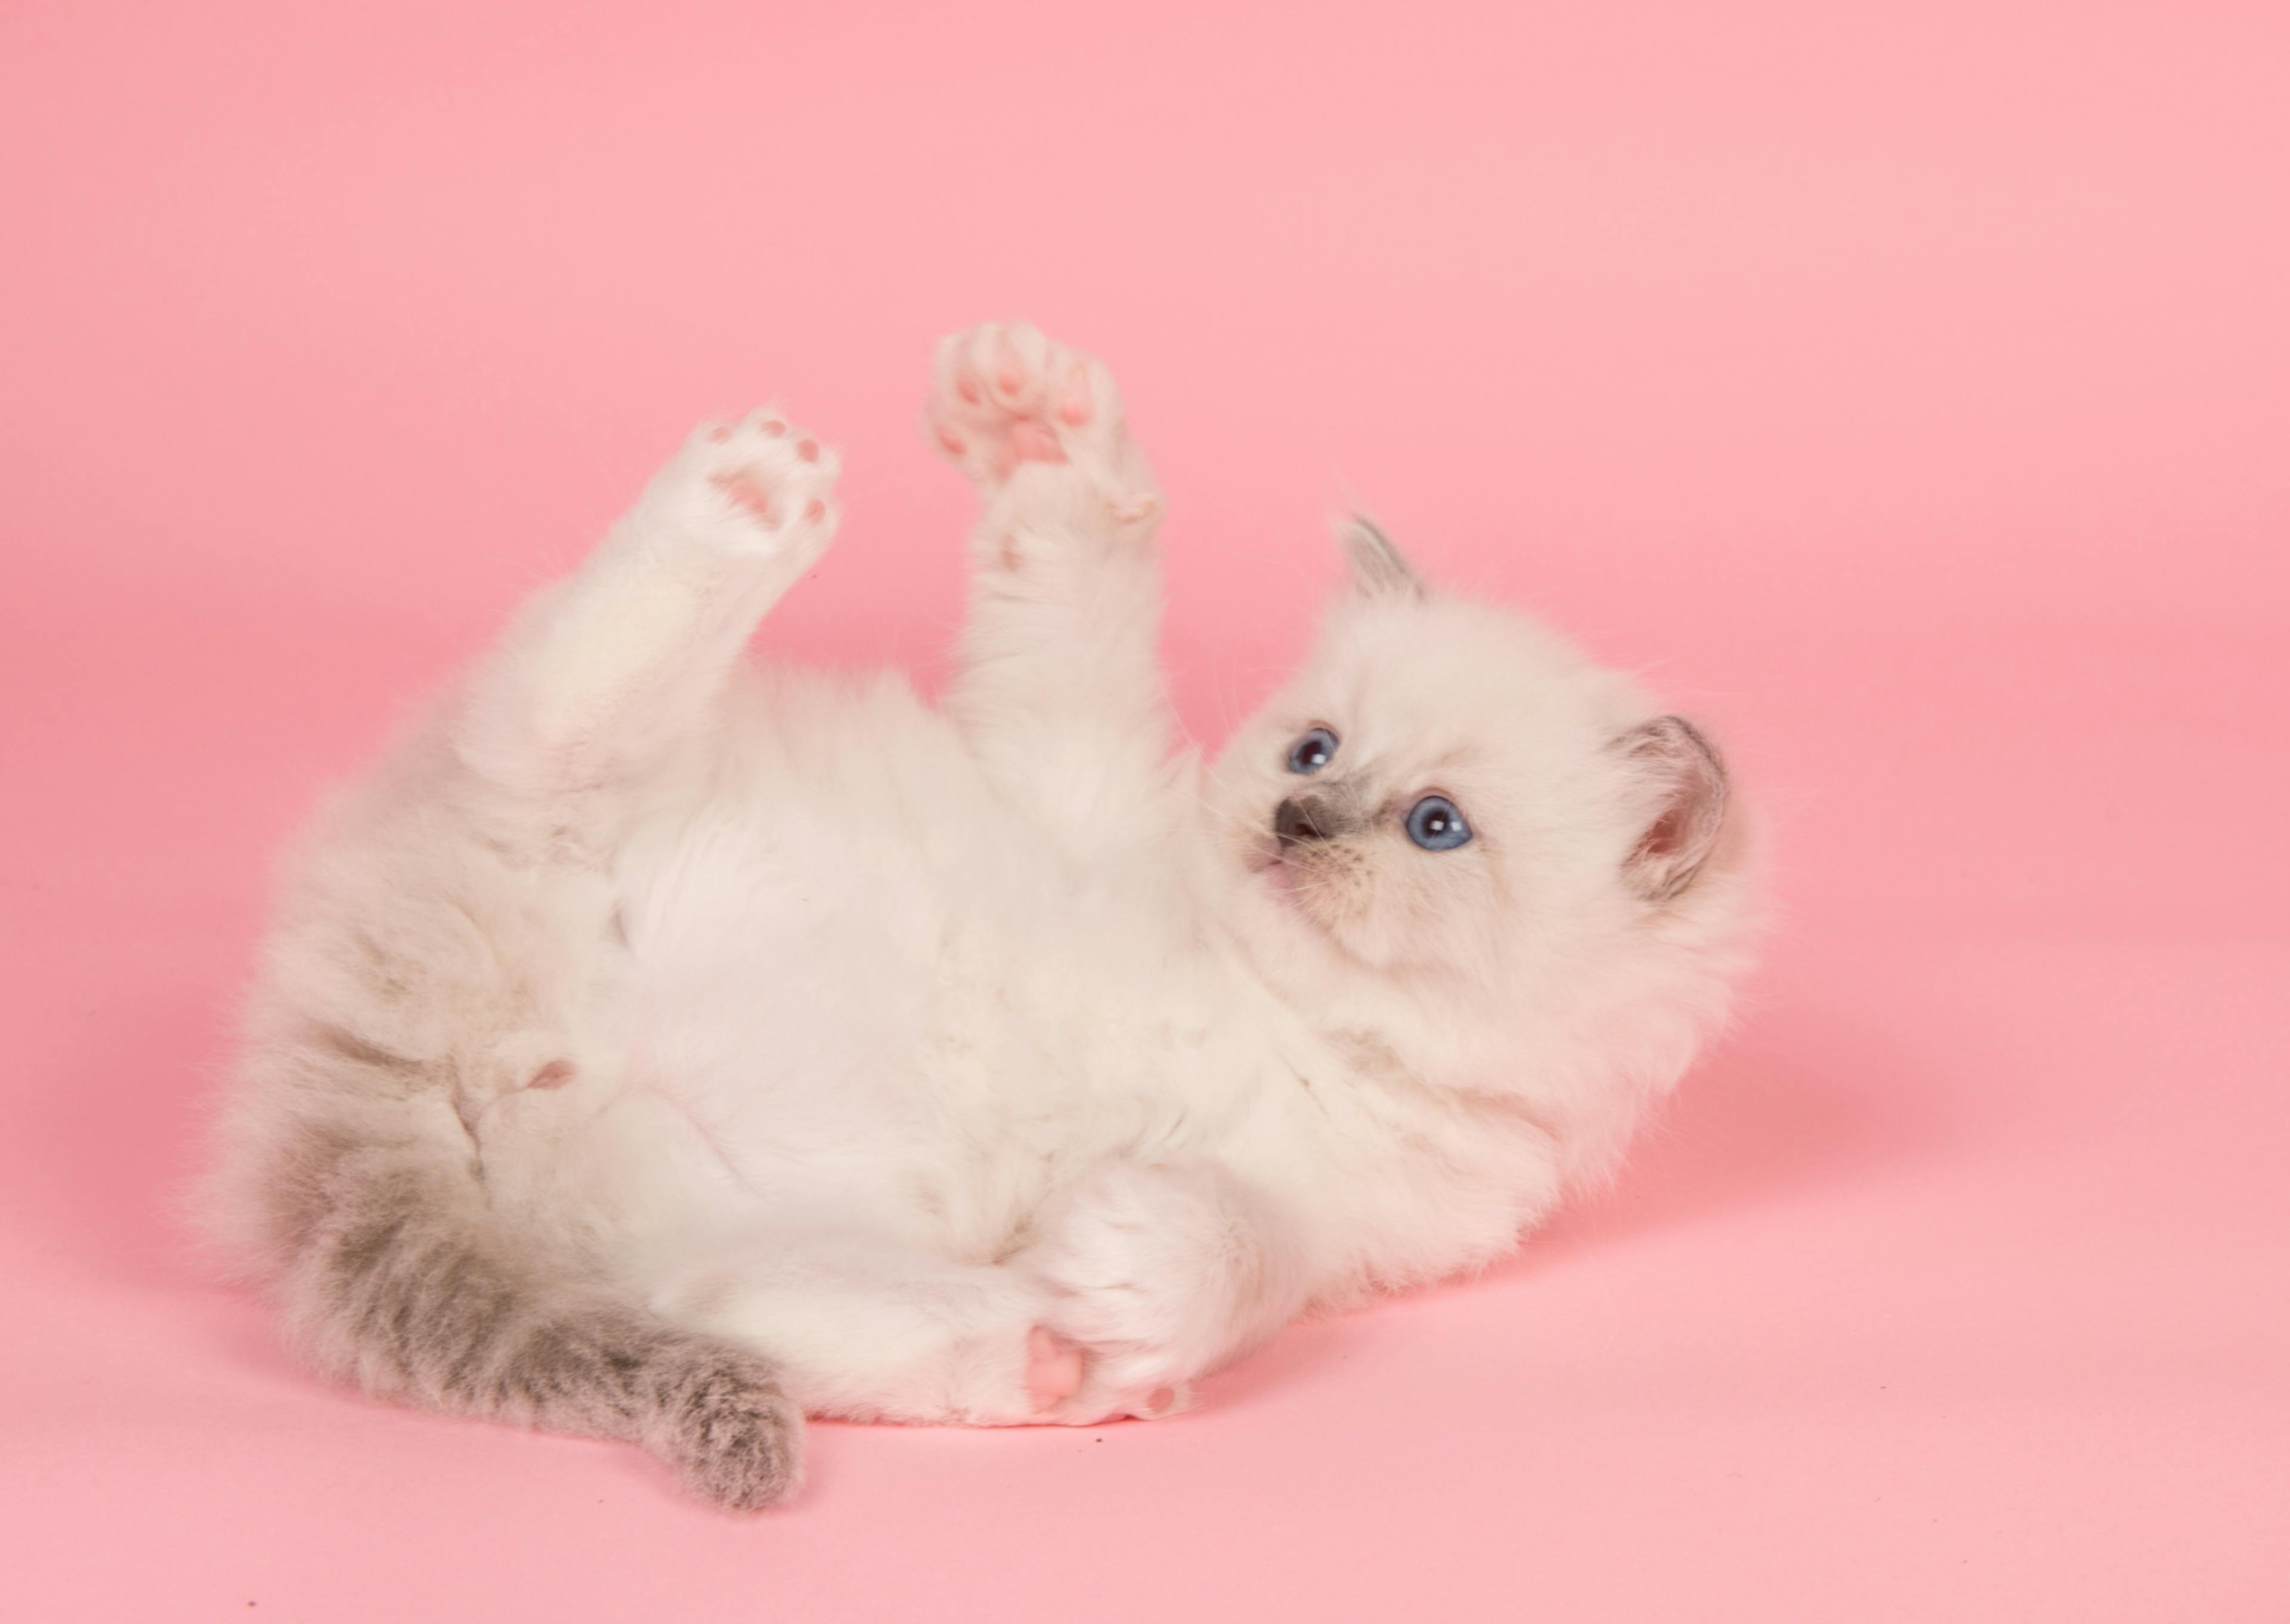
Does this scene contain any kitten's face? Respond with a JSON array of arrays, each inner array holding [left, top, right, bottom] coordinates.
[[1210, 526, 1731, 982]]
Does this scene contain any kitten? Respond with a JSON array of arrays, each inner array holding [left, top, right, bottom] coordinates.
[[202, 322, 1756, 1510]]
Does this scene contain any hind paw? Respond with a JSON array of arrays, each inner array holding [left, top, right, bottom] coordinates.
[[1023, 1324, 1190, 1423]]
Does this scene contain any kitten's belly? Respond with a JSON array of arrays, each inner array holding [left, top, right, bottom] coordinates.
[[601, 672, 1230, 1253]]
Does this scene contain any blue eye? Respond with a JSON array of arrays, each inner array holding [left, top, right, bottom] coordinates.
[[1286, 727, 1339, 775], [1404, 795, 1472, 851]]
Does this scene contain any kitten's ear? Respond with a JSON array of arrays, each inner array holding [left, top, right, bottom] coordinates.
[[1338, 516, 1428, 599], [1617, 716, 1730, 903]]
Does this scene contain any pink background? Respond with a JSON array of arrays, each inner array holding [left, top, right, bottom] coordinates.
[[4, 2, 2286, 1618]]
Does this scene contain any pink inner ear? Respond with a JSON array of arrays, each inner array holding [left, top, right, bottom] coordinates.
[[1621, 715, 1729, 901], [1638, 803, 1691, 860]]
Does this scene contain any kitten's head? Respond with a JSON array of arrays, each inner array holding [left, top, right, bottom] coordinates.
[[1211, 520, 1751, 1019]]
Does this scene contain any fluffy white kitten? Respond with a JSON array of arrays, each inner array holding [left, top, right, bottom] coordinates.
[[203, 323, 1755, 1509]]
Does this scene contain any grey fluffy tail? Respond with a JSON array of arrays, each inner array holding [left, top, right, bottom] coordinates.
[[219, 1113, 802, 1511]]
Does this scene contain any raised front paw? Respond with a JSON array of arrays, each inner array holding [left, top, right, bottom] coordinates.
[[646, 408, 843, 563], [927, 321, 1158, 526]]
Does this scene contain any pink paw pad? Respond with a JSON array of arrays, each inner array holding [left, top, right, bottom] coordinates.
[[930, 324, 1136, 497], [713, 475, 777, 525], [1001, 419, 1067, 470], [1057, 360, 1093, 426], [1025, 1327, 1085, 1414]]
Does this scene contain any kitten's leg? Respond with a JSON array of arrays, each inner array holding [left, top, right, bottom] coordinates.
[[649, 1226, 1177, 1425], [929, 323, 1178, 849], [453, 411, 841, 854], [1019, 1158, 1312, 1416]]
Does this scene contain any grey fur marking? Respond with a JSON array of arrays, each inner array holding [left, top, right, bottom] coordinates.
[[295, 1103, 802, 1511], [1274, 789, 1364, 845], [1340, 516, 1427, 599]]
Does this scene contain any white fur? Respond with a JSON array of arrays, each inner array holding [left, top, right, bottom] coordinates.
[[209, 323, 1756, 1443]]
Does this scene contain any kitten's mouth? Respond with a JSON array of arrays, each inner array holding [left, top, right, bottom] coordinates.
[[1247, 836, 1292, 880], [1248, 839, 1317, 918]]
